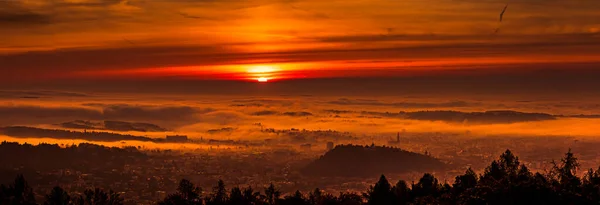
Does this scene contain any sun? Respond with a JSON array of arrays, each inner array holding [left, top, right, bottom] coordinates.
[[257, 77, 269, 82], [246, 65, 277, 83]]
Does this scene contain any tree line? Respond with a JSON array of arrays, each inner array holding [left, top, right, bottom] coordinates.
[[3, 149, 600, 205]]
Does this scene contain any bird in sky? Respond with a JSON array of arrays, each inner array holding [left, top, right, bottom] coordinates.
[[499, 4, 508, 22]]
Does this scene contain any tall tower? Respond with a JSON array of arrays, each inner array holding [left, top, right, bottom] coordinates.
[[396, 132, 400, 143]]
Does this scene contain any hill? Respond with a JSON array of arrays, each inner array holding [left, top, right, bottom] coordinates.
[[359, 110, 556, 124], [403, 110, 555, 124], [302, 144, 445, 177], [0, 126, 155, 142], [0, 141, 146, 173]]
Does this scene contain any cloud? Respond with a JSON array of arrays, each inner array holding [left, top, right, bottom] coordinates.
[[323, 109, 353, 114], [0, 104, 215, 127], [103, 120, 168, 132], [232, 99, 295, 107], [231, 103, 264, 107], [102, 104, 202, 121], [0, 90, 89, 98], [283, 111, 313, 117], [251, 110, 279, 116], [328, 98, 473, 108], [2, 32, 599, 82], [60, 120, 100, 129], [358, 110, 556, 124], [0, 105, 102, 126], [197, 111, 246, 125], [250, 110, 314, 117], [0, 1, 52, 26], [0, 0, 143, 29], [59, 119, 168, 132]]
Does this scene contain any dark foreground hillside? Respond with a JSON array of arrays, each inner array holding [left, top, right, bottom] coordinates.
[[302, 144, 446, 177], [2, 149, 600, 205]]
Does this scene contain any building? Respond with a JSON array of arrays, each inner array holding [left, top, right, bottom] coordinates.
[[165, 135, 188, 142], [326, 142, 334, 151], [388, 132, 400, 145]]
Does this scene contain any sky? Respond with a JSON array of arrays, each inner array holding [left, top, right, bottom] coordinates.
[[1, 0, 599, 86]]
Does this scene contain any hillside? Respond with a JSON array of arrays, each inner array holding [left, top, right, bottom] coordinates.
[[0, 126, 155, 142], [302, 144, 445, 177]]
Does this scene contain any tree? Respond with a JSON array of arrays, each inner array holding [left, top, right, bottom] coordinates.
[[8, 175, 37, 205], [242, 186, 262, 205], [337, 192, 362, 205], [309, 188, 337, 205], [552, 149, 581, 190], [159, 179, 202, 205], [582, 167, 600, 203], [308, 188, 322, 205], [264, 184, 281, 205], [364, 175, 393, 205], [392, 180, 411, 205], [550, 149, 582, 204], [44, 186, 71, 205], [454, 168, 478, 193], [228, 187, 243, 205], [206, 180, 228, 205], [281, 190, 307, 205], [411, 173, 441, 204], [412, 173, 439, 197], [516, 164, 532, 183], [498, 149, 520, 179], [73, 188, 123, 205]]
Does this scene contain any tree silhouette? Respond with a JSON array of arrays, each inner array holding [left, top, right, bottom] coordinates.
[[242, 186, 262, 205], [44, 186, 71, 205], [281, 190, 307, 205], [337, 192, 362, 205], [228, 187, 243, 205], [582, 167, 600, 203], [206, 180, 228, 205], [73, 188, 123, 205], [8, 175, 37, 205], [392, 180, 411, 205], [264, 184, 281, 205], [411, 173, 441, 204], [309, 188, 337, 205], [454, 168, 478, 193], [364, 175, 393, 205], [550, 149, 582, 204], [308, 188, 322, 205], [498, 149, 520, 178], [159, 179, 202, 205]]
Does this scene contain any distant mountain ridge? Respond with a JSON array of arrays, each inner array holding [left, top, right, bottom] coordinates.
[[359, 110, 556, 124], [60, 120, 168, 132], [0, 126, 155, 142], [302, 144, 445, 177]]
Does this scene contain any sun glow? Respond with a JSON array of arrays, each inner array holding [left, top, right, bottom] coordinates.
[[246, 65, 278, 82], [257, 77, 269, 82], [248, 66, 277, 73]]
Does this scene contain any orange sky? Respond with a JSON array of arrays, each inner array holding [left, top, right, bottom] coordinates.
[[1, 0, 599, 82]]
